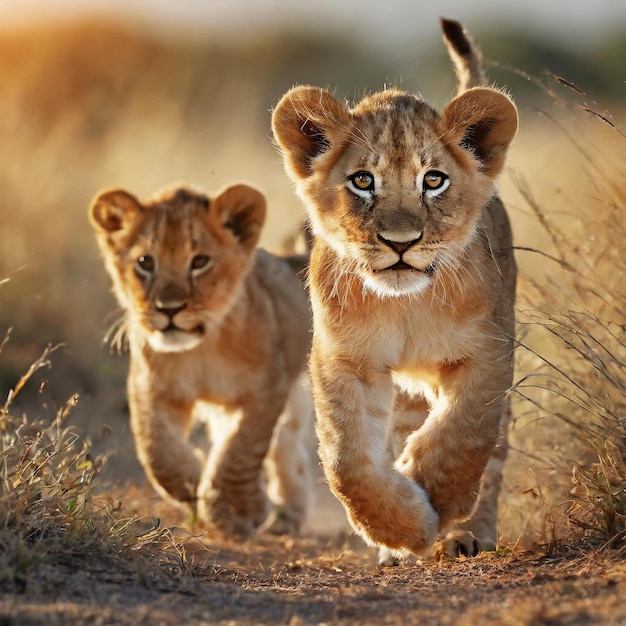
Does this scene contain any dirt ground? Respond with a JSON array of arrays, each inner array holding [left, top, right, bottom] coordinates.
[[1, 485, 625, 626]]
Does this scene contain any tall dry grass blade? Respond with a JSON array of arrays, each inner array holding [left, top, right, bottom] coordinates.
[[508, 69, 626, 550], [2, 343, 63, 411]]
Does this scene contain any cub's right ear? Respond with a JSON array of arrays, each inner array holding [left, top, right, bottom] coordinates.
[[214, 183, 267, 256], [272, 86, 351, 180], [89, 189, 143, 233]]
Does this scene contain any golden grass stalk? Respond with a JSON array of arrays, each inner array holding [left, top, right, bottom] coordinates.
[[512, 73, 626, 550], [0, 333, 196, 588]]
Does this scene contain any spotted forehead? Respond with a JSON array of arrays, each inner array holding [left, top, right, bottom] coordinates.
[[141, 191, 211, 253], [350, 93, 441, 169]]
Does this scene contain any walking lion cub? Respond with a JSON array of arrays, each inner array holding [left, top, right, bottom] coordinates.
[[90, 183, 312, 536], [272, 19, 517, 561]]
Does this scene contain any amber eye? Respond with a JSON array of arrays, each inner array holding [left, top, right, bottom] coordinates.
[[190, 254, 212, 275], [422, 170, 450, 198], [349, 171, 375, 192], [135, 255, 155, 276], [423, 171, 446, 189]]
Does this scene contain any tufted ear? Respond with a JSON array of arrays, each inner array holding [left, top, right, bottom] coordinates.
[[89, 189, 144, 234], [213, 184, 266, 254], [272, 85, 352, 180], [442, 87, 518, 178]]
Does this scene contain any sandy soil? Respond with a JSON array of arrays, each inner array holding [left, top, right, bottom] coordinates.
[[1, 486, 625, 626]]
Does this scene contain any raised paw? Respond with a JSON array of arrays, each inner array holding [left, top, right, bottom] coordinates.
[[433, 530, 480, 559]]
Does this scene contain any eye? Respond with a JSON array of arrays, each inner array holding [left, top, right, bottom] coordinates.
[[135, 255, 155, 277], [347, 171, 375, 197], [351, 171, 375, 191], [422, 170, 450, 197], [190, 254, 212, 275]]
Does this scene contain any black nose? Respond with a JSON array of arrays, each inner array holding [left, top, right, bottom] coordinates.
[[377, 233, 423, 255], [155, 300, 187, 319]]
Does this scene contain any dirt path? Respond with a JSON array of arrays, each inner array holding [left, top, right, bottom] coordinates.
[[1, 493, 625, 626]]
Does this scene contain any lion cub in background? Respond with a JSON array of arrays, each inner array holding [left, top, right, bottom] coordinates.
[[272, 19, 517, 562], [90, 183, 313, 536]]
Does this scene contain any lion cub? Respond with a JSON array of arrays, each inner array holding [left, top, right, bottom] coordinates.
[[90, 183, 313, 536], [272, 20, 517, 561]]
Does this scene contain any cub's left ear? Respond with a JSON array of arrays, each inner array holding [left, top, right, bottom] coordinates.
[[442, 87, 518, 178], [89, 189, 143, 234], [214, 184, 267, 254], [272, 86, 351, 181]]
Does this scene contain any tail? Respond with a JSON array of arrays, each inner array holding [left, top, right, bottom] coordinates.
[[281, 221, 313, 280], [440, 18, 487, 93]]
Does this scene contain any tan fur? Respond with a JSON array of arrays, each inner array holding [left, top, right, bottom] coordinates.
[[89, 183, 313, 536], [272, 19, 517, 560]]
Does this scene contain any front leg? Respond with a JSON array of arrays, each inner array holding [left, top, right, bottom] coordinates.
[[128, 382, 203, 504], [311, 348, 438, 557], [396, 356, 511, 533], [197, 394, 287, 536], [437, 397, 512, 556]]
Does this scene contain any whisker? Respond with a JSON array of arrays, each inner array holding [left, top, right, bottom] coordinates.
[[104, 314, 129, 354]]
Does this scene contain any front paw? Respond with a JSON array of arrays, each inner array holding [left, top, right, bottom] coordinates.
[[256, 506, 303, 537], [197, 484, 267, 536], [377, 546, 401, 567], [432, 530, 480, 559]]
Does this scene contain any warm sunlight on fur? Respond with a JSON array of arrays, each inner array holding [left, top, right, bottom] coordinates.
[[272, 19, 517, 561], [89, 183, 314, 536]]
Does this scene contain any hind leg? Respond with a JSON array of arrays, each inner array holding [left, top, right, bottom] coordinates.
[[261, 374, 314, 535]]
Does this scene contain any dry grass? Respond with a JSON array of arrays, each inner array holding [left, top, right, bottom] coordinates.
[[498, 72, 626, 551], [0, 336, 107, 584], [0, 330, 202, 593]]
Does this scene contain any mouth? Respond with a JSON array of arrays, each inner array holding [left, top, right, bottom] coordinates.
[[149, 321, 206, 353], [389, 261, 413, 271], [384, 261, 437, 274], [161, 323, 205, 336]]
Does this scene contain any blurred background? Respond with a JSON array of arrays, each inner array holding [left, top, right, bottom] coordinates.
[[1, 0, 625, 546]]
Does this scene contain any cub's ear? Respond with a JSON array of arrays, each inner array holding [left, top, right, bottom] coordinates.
[[272, 85, 351, 180], [214, 184, 266, 254], [442, 87, 518, 178], [89, 189, 143, 233]]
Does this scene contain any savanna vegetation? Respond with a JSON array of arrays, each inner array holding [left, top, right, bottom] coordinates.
[[0, 16, 625, 624]]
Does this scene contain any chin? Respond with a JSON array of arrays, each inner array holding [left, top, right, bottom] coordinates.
[[363, 269, 432, 298], [147, 329, 205, 353]]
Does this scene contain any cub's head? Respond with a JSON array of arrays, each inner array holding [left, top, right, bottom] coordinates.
[[272, 86, 517, 297], [89, 184, 266, 353]]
